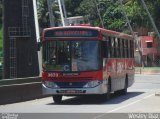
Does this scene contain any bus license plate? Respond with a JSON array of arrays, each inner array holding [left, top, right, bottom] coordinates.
[[57, 90, 85, 94]]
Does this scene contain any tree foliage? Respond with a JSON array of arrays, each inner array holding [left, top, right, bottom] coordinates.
[[37, 0, 49, 28], [103, 1, 125, 31], [37, 0, 160, 35], [76, 0, 98, 25], [65, 0, 82, 16]]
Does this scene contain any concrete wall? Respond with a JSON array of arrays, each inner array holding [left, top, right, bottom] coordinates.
[[0, 77, 44, 105]]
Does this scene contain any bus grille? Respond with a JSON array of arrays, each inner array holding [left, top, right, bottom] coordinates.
[[55, 82, 87, 88]]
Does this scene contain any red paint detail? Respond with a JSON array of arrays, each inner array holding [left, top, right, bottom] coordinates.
[[42, 70, 102, 82], [103, 58, 135, 80]]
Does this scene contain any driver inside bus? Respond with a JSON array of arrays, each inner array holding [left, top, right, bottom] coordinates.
[[57, 48, 68, 65]]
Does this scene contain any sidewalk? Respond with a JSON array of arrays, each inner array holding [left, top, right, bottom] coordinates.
[[135, 67, 160, 75]]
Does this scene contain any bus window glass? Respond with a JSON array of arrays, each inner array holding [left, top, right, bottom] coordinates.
[[72, 41, 100, 71], [43, 40, 100, 71], [108, 36, 111, 58], [118, 38, 121, 58], [128, 40, 130, 58], [122, 39, 125, 58], [120, 39, 123, 58], [131, 40, 134, 58], [115, 38, 118, 58], [113, 38, 117, 58], [43, 41, 71, 71], [125, 39, 129, 58], [102, 41, 108, 58], [111, 37, 115, 58]]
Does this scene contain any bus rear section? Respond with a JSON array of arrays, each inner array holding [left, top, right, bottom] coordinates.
[[41, 26, 135, 103]]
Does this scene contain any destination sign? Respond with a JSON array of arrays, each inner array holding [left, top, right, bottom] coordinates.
[[44, 28, 99, 38]]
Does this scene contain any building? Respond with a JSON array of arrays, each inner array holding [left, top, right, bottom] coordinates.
[[65, 16, 84, 26], [135, 35, 160, 67]]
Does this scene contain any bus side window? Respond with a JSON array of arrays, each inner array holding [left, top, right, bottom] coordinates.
[[108, 36, 111, 58], [122, 39, 125, 58], [124, 39, 128, 58], [131, 40, 134, 58], [114, 38, 117, 58], [115, 37, 119, 58], [111, 37, 115, 58], [133, 40, 135, 57], [129, 40, 131, 58], [120, 39, 123, 58], [126, 40, 129, 58], [128, 40, 131, 58], [118, 38, 121, 58], [102, 41, 108, 58]]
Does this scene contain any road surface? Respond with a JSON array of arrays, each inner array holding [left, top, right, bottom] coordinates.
[[0, 74, 160, 116]]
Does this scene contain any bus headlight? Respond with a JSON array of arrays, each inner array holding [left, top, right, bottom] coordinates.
[[44, 81, 59, 88], [83, 80, 102, 88]]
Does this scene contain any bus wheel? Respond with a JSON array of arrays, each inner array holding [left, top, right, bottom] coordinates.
[[106, 78, 111, 100], [53, 95, 62, 103], [120, 75, 128, 95]]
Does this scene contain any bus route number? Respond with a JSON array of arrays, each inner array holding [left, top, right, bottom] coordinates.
[[48, 73, 59, 77]]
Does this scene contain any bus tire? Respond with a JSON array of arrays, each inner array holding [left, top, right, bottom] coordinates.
[[120, 75, 128, 95], [53, 95, 62, 103], [106, 77, 111, 100]]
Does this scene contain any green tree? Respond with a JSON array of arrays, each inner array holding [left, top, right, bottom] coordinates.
[[37, 0, 160, 34], [65, 0, 82, 17], [37, 0, 49, 28], [77, 0, 109, 26], [124, 0, 160, 34], [37, 0, 63, 28], [77, 0, 126, 30], [103, 0, 125, 31]]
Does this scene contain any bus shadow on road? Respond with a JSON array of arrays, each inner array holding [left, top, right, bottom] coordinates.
[[47, 92, 144, 105], [106, 92, 144, 104]]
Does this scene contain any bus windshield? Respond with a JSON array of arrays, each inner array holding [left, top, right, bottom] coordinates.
[[43, 40, 100, 72]]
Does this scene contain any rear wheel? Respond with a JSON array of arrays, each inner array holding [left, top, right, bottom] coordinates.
[[119, 75, 128, 95], [53, 95, 62, 103], [105, 78, 111, 100]]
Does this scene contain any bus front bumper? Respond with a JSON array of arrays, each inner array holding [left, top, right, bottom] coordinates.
[[42, 80, 108, 96]]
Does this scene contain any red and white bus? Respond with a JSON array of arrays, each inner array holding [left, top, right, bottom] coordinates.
[[42, 26, 135, 103]]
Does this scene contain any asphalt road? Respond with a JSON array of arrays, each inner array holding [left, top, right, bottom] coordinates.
[[0, 74, 160, 118]]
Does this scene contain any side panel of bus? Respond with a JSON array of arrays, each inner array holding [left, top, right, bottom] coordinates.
[[102, 30, 135, 92]]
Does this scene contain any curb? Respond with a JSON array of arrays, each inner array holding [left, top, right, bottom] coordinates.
[[135, 69, 160, 75], [155, 92, 160, 96]]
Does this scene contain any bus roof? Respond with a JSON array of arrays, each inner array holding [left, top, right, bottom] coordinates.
[[43, 26, 133, 40]]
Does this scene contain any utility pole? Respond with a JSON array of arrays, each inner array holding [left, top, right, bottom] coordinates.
[[140, 0, 160, 40], [61, 0, 67, 26], [95, 0, 104, 28], [33, 0, 42, 76], [61, 0, 67, 18], [47, 0, 55, 27], [118, 0, 134, 36], [118, 0, 145, 67], [58, 0, 65, 26]]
